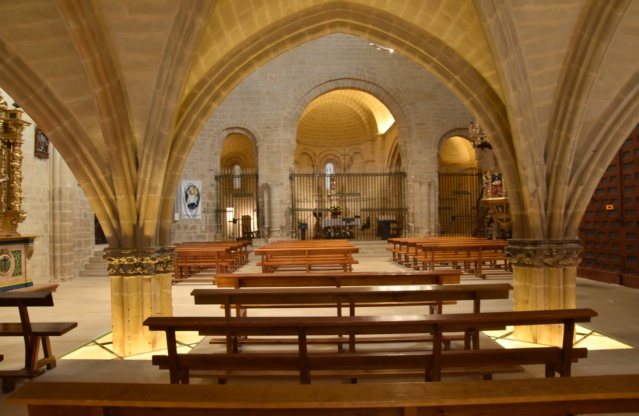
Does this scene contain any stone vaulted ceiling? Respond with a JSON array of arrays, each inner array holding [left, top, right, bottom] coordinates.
[[0, 0, 637, 247]]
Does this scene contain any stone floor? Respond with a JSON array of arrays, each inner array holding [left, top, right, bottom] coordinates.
[[2, 240, 639, 415]]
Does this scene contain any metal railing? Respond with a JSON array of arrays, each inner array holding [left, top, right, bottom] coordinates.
[[290, 167, 406, 240]]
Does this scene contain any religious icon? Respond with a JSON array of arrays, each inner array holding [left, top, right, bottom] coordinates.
[[35, 127, 49, 159], [0, 251, 13, 276], [185, 184, 201, 211], [491, 172, 503, 198]]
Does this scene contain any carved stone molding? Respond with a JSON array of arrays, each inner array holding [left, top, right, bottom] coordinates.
[[104, 246, 176, 277], [506, 239, 582, 268]]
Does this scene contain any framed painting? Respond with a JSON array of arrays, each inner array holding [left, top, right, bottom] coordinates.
[[35, 127, 49, 159]]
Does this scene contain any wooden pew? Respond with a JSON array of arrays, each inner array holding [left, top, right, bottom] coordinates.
[[173, 241, 251, 283], [193, 283, 512, 317], [7, 374, 639, 415], [214, 271, 464, 349], [216, 270, 462, 289], [256, 247, 359, 273], [174, 247, 234, 282], [145, 308, 595, 385], [192, 283, 512, 351], [387, 237, 479, 266], [254, 240, 359, 273], [414, 239, 510, 278], [387, 237, 511, 278], [0, 292, 77, 393], [178, 240, 251, 265]]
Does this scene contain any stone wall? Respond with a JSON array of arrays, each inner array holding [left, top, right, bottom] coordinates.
[[20, 121, 51, 282], [1, 89, 95, 283], [173, 33, 472, 242]]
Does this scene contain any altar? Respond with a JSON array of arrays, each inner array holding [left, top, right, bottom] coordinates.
[[0, 235, 36, 291], [321, 218, 361, 228], [0, 100, 36, 291], [321, 218, 361, 239]]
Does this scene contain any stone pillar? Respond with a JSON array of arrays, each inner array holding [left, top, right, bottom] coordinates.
[[50, 148, 75, 281], [104, 247, 175, 357], [506, 239, 582, 346]]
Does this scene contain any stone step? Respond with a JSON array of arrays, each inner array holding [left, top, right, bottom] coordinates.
[[79, 269, 108, 278], [89, 255, 105, 264], [79, 246, 108, 278], [84, 261, 107, 271]]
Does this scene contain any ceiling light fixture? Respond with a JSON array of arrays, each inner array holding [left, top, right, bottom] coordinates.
[[369, 42, 394, 54]]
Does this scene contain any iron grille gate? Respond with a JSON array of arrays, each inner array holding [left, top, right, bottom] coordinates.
[[290, 168, 407, 241], [438, 168, 483, 236], [215, 169, 259, 241]]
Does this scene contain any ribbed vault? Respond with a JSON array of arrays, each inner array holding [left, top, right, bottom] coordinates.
[[0, 0, 636, 247]]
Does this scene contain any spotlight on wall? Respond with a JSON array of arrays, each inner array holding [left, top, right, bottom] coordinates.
[[368, 42, 394, 54], [12, 103, 20, 109]]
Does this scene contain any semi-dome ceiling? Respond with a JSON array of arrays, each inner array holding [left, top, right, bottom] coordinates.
[[440, 136, 477, 168], [221, 133, 256, 169], [297, 89, 394, 148]]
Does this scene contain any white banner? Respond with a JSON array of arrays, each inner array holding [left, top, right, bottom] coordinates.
[[181, 180, 202, 219]]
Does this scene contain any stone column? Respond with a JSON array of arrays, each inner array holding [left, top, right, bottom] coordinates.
[[104, 247, 175, 357], [50, 148, 75, 281], [506, 239, 582, 346]]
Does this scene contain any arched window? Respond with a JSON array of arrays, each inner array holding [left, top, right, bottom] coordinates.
[[325, 162, 334, 189], [233, 164, 241, 189]]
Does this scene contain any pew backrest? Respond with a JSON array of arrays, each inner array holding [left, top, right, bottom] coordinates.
[[215, 271, 462, 288], [8, 375, 639, 416], [191, 283, 512, 316], [145, 308, 596, 383]]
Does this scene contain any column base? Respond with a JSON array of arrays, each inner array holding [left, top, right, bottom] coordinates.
[[507, 240, 581, 346], [105, 247, 175, 357]]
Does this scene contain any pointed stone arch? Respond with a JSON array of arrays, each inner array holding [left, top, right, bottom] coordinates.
[[169, 3, 510, 242]]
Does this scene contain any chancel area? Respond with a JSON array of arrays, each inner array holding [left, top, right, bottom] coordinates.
[[1, 1, 639, 415]]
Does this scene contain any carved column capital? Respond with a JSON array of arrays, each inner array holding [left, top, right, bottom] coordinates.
[[506, 239, 582, 268], [104, 246, 176, 277]]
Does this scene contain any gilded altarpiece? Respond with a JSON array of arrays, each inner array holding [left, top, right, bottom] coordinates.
[[0, 97, 36, 291]]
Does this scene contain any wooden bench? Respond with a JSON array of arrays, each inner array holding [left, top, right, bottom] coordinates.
[[0, 292, 77, 393], [214, 271, 463, 349], [173, 241, 251, 283], [255, 247, 359, 273], [174, 247, 234, 282], [254, 240, 359, 273], [216, 270, 462, 289], [192, 283, 512, 351], [145, 308, 595, 385], [414, 240, 510, 278], [387, 237, 511, 278], [193, 283, 512, 351], [7, 374, 639, 415], [178, 240, 251, 265], [216, 270, 463, 319], [387, 237, 481, 266]]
